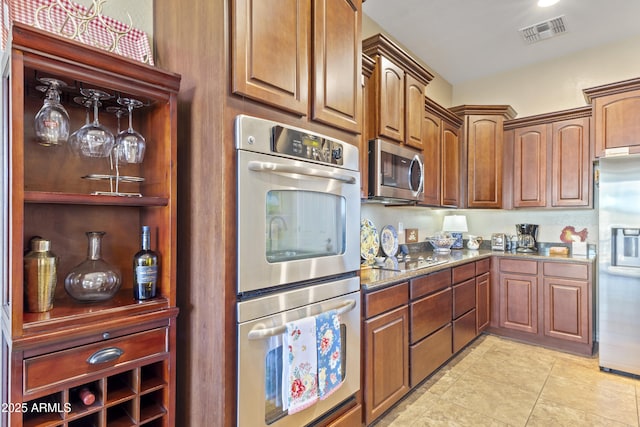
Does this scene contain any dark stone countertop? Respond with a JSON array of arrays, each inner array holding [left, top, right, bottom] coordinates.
[[360, 249, 596, 291]]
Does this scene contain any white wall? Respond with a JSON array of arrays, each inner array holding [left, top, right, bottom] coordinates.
[[362, 14, 454, 106], [453, 34, 640, 117]]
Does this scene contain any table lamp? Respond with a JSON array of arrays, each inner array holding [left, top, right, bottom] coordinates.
[[442, 215, 468, 250]]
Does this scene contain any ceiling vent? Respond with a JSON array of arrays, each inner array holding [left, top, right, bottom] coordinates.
[[519, 15, 567, 44]]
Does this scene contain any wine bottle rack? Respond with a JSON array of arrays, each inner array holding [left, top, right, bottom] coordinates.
[[22, 360, 168, 427]]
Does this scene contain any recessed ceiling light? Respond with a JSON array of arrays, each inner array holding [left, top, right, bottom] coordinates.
[[538, 0, 560, 6]]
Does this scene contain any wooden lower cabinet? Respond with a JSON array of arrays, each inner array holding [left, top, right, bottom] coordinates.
[[451, 263, 478, 353], [324, 403, 363, 427], [10, 323, 174, 427], [364, 305, 409, 425], [410, 324, 453, 386], [410, 288, 452, 342], [497, 259, 539, 334], [363, 259, 492, 425], [453, 279, 476, 318], [476, 272, 491, 333], [543, 262, 590, 344], [491, 257, 593, 355], [453, 309, 477, 353], [499, 273, 539, 334]]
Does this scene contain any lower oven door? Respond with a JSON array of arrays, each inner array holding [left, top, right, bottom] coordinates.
[[237, 277, 361, 427]]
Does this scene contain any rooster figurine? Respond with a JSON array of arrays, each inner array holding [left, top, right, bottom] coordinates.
[[560, 226, 588, 243]]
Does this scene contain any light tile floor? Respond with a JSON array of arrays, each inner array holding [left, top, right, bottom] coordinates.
[[374, 334, 640, 427]]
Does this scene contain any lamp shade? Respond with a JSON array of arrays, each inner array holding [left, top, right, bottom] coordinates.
[[442, 215, 468, 232]]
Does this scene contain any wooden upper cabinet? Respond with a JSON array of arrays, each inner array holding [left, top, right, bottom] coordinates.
[[422, 99, 462, 207], [441, 122, 461, 207], [232, 0, 363, 133], [584, 78, 640, 157], [450, 105, 516, 209], [363, 33, 433, 145], [312, 0, 362, 133], [505, 107, 592, 209], [360, 53, 375, 199], [405, 73, 426, 149], [467, 116, 504, 208], [376, 56, 405, 142], [551, 117, 591, 207], [232, 0, 310, 115], [422, 110, 442, 206], [513, 124, 547, 208]]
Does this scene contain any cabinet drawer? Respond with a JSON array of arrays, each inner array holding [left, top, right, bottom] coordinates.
[[326, 403, 362, 427], [24, 328, 167, 394], [410, 287, 452, 343], [476, 258, 490, 275], [543, 262, 588, 280], [453, 278, 476, 318], [452, 262, 475, 284], [453, 309, 477, 353], [410, 269, 451, 299], [499, 258, 538, 275], [410, 324, 452, 387], [365, 282, 409, 318]]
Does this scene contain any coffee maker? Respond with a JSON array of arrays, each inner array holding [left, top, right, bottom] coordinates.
[[516, 224, 538, 252]]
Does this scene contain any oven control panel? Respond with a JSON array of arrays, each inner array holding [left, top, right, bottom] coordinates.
[[272, 125, 344, 166]]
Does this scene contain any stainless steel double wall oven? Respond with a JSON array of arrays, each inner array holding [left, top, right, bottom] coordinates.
[[235, 115, 361, 427]]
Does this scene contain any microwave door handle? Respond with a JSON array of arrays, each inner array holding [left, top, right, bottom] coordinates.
[[408, 156, 424, 193], [247, 160, 357, 184], [247, 299, 356, 340]]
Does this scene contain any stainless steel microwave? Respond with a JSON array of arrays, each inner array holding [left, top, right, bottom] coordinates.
[[368, 139, 424, 202]]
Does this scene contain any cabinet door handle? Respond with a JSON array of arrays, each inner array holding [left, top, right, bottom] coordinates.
[[86, 347, 124, 365]]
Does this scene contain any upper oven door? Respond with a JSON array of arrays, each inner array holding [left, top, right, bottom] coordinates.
[[237, 149, 360, 294]]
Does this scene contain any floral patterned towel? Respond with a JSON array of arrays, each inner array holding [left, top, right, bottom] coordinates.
[[283, 316, 318, 414], [316, 309, 343, 400]]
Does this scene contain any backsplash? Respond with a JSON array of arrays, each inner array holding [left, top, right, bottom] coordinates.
[[360, 204, 598, 246]]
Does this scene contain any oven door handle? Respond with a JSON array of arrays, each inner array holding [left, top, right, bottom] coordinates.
[[247, 299, 356, 340], [247, 161, 357, 184]]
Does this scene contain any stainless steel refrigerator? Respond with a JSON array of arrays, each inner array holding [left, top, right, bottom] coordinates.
[[599, 155, 640, 375]]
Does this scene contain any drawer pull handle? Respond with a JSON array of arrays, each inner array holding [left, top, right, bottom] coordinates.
[[87, 347, 124, 365]]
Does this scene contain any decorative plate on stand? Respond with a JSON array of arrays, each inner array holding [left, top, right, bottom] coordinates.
[[380, 224, 398, 257], [360, 218, 380, 261]]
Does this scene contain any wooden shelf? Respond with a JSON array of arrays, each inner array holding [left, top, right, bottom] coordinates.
[[23, 291, 170, 334], [25, 191, 169, 207]]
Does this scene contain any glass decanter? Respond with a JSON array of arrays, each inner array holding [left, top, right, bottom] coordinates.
[[65, 231, 121, 302]]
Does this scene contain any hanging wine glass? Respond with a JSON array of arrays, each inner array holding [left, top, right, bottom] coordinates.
[[114, 97, 146, 164], [74, 88, 115, 158], [34, 78, 70, 146], [68, 96, 93, 156]]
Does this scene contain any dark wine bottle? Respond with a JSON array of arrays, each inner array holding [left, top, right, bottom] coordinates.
[[133, 225, 158, 300]]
